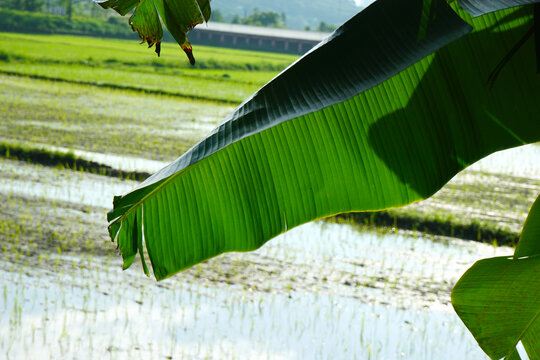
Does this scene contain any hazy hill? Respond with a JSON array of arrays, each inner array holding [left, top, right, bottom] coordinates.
[[211, 0, 363, 30]]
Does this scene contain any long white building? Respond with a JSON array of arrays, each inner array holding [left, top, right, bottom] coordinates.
[[190, 22, 331, 54]]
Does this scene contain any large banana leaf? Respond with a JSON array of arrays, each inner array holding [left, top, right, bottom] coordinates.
[[458, 0, 538, 16], [96, 0, 211, 63], [452, 194, 540, 360], [107, 0, 540, 280]]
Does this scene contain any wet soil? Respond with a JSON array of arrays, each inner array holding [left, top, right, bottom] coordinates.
[[0, 159, 516, 311]]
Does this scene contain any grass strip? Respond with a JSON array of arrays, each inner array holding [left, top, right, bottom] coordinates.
[[332, 211, 519, 247], [0, 70, 238, 105], [0, 143, 150, 181]]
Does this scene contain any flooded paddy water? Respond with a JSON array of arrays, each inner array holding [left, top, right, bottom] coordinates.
[[1, 43, 539, 358], [1, 159, 514, 360], [1, 144, 538, 359]]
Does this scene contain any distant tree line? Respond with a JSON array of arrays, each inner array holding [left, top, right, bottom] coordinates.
[[0, 7, 137, 38], [305, 21, 337, 32], [1, 0, 43, 12], [0, 0, 112, 20], [213, 8, 287, 28], [211, 8, 337, 32]]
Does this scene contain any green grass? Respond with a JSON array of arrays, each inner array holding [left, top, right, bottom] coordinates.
[[0, 63, 259, 103], [0, 32, 296, 103], [0, 33, 296, 70]]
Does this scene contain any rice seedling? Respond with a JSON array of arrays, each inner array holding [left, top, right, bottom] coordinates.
[[0, 74, 231, 161]]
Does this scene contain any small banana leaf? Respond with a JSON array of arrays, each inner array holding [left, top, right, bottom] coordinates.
[[452, 194, 540, 360], [96, 0, 211, 63], [515, 195, 540, 259]]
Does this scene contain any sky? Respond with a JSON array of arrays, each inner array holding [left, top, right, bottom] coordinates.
[[355, 0, 376, 7]]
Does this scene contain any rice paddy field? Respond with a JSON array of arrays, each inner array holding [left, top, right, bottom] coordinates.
[[0, 32, 539, 359]]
